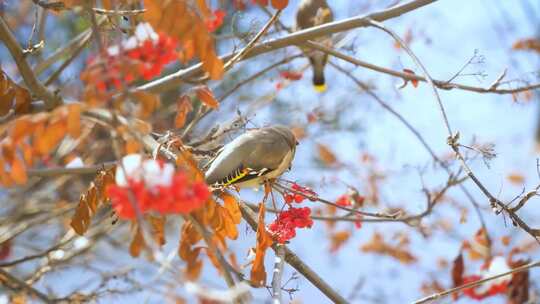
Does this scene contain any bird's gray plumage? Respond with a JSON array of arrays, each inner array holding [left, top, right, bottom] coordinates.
[[295, 0, 334, 89], [204, 126, 297, 187]]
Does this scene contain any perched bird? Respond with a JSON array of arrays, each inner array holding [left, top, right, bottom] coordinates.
[[204, 126, 298, 189], [295, 0, 334, 93]]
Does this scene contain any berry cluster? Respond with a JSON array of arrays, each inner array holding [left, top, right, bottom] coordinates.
[[106, 155, 209, 219], [268, 207, 314, 244], [283, 183, 317, 204]]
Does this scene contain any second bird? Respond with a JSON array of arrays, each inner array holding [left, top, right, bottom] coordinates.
[[295, 0, 334, 93]]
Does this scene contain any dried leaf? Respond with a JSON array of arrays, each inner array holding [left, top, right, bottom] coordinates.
[[0, 70, 31, 116], [251, 203, 273, 286], [124, 138, 142, 154], [507, 259, 530, 304], [149, 216, 166, 246], [463, 228, 491, 261], [133, 91, 160, 118], [130, 225, 146, 257], [222, 192, 241, 224], [10, 156, 27, 185], [507, 173, 525, 185], [512, 38, 540, 53], [179, 221, 204, 280], [195, 86, 219, 109], [451, 253, 464, 287], [175, 95, 193, 128], [36, 118, 67, 156], [360, 232, 417, 264], [70, 167, 116, 235], [10, 116, 33, 143], [329, 230, 351, 253], [67, 103, 82, 138], [0, 156, 13, 186], [317, 143, 337, 165]]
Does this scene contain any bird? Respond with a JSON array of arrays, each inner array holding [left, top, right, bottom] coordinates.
[[295, 0, 334, 93], [204, 126, 298, 189]]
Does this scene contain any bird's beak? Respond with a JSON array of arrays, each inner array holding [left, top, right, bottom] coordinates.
[[314, 84, 327, 93]]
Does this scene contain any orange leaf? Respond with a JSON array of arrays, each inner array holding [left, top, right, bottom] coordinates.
[[130, 225, 146, 257], [175, 95, 193, 128], [464, 228, 491, 261], [70, 167, 116, 235], [221, 207, 238, 240], [133, 91, 160, 118], [124, 138, 142, 154], [196, 0, 211, 17], [360, 232, 417, 264], [20, 142, 33, 167], [317, 143, 337, 165], [271, 0, 288, 9], [251, 203, 274, 286], [10, 155, 27, 185], [329, 230, 351, 253], [206, 51, 224, 80], [196, 86, 219, 109], [507, 172, 525, 185], [67, 103, 82, 138], [512, 38, 540, 53], [0, 70, 31, 116], [0, 157, 13, 186], [149, 216, 166, 246], [10, 115, 33, 143], [36, 118, 67, 155], [222, 192, 241, 224]]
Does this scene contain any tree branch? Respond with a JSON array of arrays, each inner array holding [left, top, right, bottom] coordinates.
[[136, 0, 438, 93], [271, 244, 285, 303], [0, 16, 62, 110]]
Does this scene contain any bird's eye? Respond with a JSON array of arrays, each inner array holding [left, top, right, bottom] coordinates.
[[295, 140, 299, 146]]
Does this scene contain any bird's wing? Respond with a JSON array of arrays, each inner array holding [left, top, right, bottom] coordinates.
[[204, 129, 291, 186]]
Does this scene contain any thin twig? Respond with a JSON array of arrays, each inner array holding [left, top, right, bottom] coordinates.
[[367, 19, 540, 241], [224, 10, 283, 71], [27, 162, 115, 177], [0, 268, 54, 303], [413, 260, 540, 303], [0, 16, 62, 109]]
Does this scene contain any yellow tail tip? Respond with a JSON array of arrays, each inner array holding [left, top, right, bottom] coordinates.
[[314, 84, 327, 93]]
